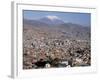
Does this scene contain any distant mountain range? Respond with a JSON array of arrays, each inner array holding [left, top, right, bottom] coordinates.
[[23, 16, 89, 27], [23, 16, 90, 41]]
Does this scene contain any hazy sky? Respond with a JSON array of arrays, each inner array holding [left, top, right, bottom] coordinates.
[[23, 10, 91, 26]]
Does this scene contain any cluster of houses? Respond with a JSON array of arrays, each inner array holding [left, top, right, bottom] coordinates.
[[23, 35, 91, 69]]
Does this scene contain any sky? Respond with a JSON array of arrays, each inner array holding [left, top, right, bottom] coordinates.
[[23, 10, 91, 26]]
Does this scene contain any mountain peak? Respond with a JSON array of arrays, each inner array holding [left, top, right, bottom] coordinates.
[[45, 15, 61, 21], [39, 15, 64, 25]]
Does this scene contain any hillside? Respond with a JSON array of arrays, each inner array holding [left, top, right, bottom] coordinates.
[[23, 17, 91, 69]]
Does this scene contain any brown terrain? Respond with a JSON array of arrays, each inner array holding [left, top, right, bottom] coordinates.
[[23, 19, 91, 69]]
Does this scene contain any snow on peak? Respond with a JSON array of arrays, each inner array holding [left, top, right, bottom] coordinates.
[[46, 15, 61, 21]]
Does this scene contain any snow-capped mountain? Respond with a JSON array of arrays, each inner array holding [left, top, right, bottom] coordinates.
[[23, 17, 90, 40], [39, 16, 64, 25]]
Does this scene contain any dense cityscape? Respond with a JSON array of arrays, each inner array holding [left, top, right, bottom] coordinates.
[[23, 11, 91, 69], [23, 20, 91, 69]]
